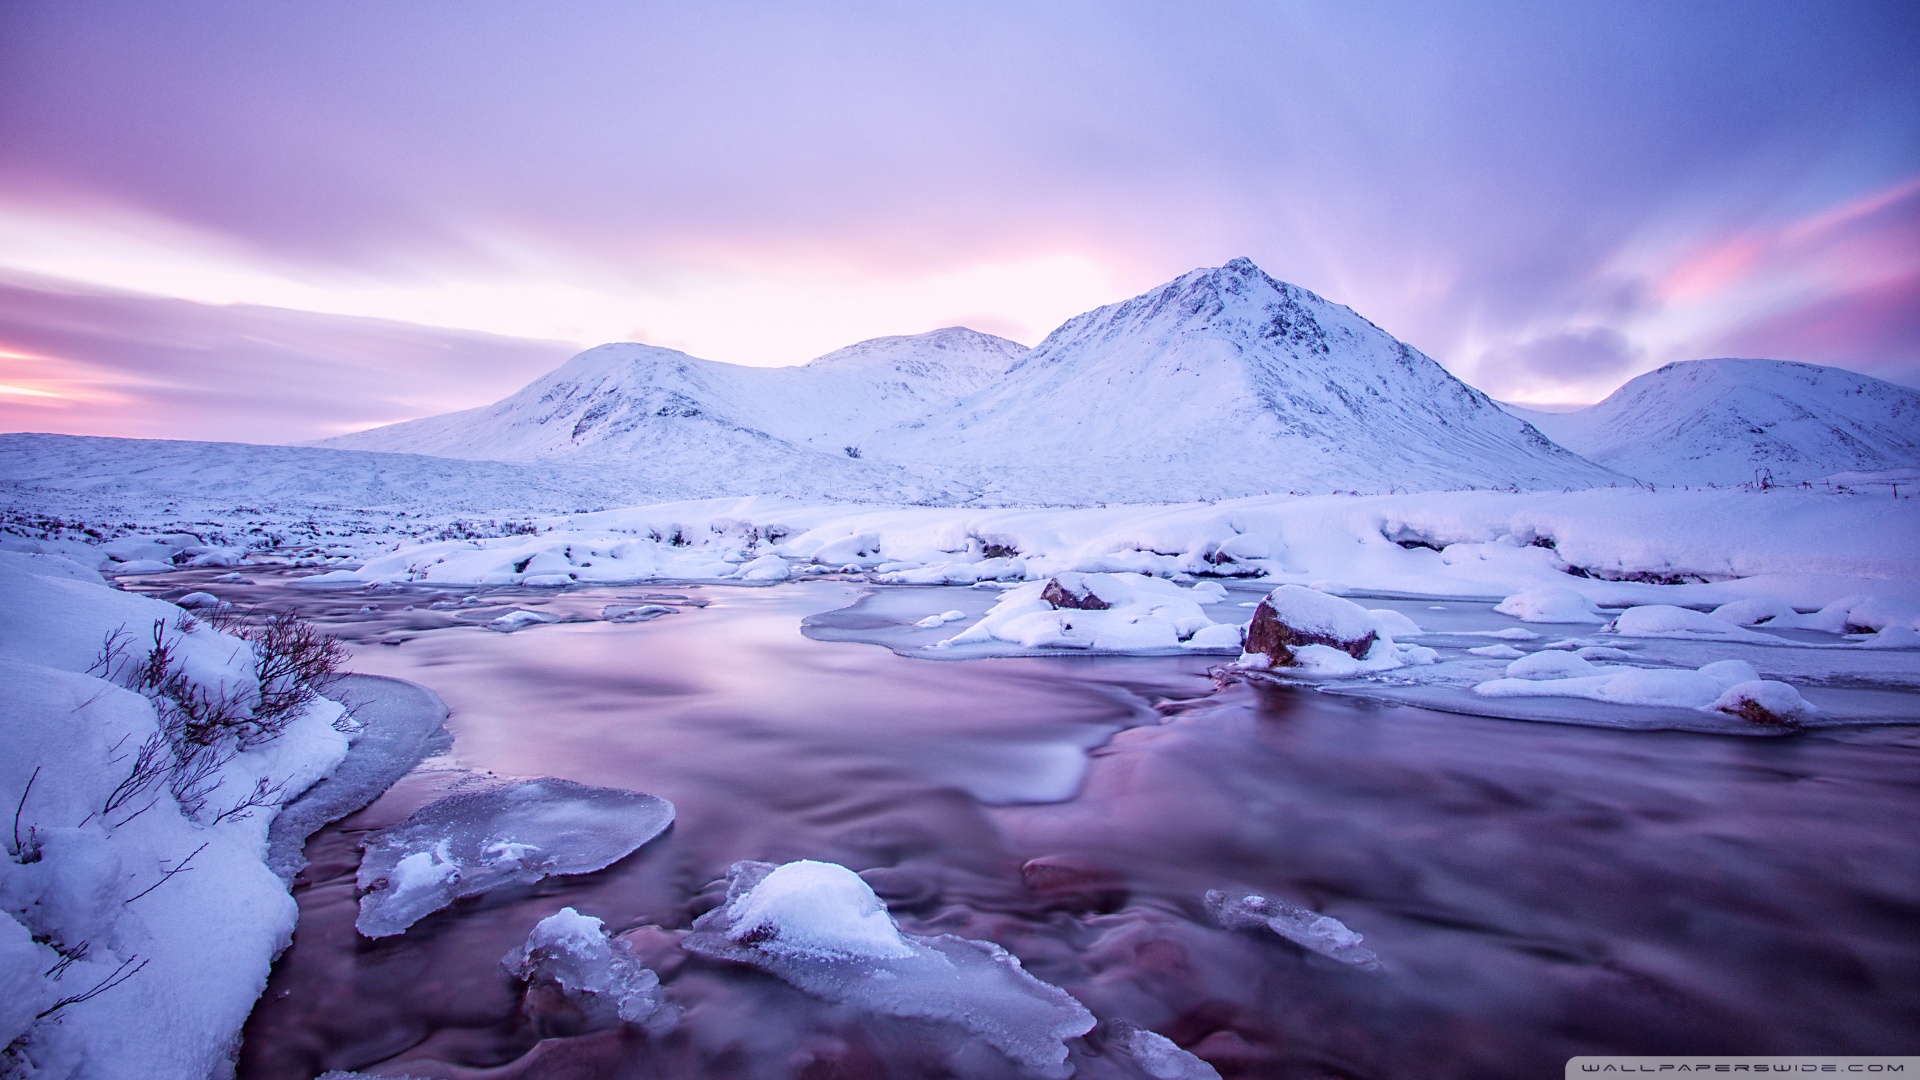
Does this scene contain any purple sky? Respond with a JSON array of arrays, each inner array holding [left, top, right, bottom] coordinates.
[[1, 1, 1915, 441]]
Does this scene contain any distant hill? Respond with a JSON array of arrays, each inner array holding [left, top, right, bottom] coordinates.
[[1507, 359, 1920, 485]]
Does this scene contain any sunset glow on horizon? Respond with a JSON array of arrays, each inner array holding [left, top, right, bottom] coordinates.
[[1, 1, 1914, 440]]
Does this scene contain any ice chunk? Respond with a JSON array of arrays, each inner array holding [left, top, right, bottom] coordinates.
[[176, 590, 220, 608], [606, 604, 673, 622], [914, 614, 947, 628], [1205, 889, 1380, 970], [1711, 680, 1816, 725], [1110, 1020, 1222, 1079], [488, 609, 557, 632], [502, 907, 676, 1032], [724, 860, 916, 960], [1504, 651, 1598, 680], [1575, 646, 1637, 661], [1468, 644, 1526, 659], [1494, 588, 1604, 624], [684, 860, 1095, 1076], [1606, 605, 1772, 641], [356, 778, 674, 938]]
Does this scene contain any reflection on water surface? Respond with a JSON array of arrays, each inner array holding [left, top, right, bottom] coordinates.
[[209, 578, 1919, 1079]]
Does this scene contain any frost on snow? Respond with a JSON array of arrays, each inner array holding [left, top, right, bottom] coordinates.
[[683, 860, 1096, 1076], [356, 778, 674, 938], [1206, 889, 1381, 970], [502, 906, 676, 1033]]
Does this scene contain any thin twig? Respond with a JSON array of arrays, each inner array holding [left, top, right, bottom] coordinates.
[[10, 766, 39, 857], [124, 842, 208, 904], [35, 955, 149, 1019]]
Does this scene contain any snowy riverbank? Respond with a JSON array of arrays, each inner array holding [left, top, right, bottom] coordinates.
[[0, 553, 438, 1078]]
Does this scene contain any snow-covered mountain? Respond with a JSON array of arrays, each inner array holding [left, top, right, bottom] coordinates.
[[317, 326, 1026, 503], [321, 326, 1025, 458], [320, 260, 1616, 503], [1507, 359, 1920, 486], [866, 258, 1617, 501]]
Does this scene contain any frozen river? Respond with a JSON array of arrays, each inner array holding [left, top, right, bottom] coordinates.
[[150, 576, 1920, 1078]]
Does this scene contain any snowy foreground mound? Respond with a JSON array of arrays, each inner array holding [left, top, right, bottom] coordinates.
[[356, 778, 674, 938], [685, 860, 1097, 1077], [0, 552, 350, 1079]]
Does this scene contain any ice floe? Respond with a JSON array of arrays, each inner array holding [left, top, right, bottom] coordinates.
[[356, 778, 674, 938], [1475, 657, 1815, 724], [683, 859, 1095, 1076], [502, 906, 677, 1033], [1494, 587, 1605, 624], [1206, 889, 1381, 970]]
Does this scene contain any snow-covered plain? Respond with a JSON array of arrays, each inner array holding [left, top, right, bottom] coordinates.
[[0, 552, 354, 1079]]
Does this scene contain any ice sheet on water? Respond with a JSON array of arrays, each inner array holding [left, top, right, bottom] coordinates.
[[683, 860, 1096, 1077], [1474, 657, 1815, 724], [1494, 587, 1605, 624], [356, 778, 674, 938], [604, 603, 675, 623], [502, 907, 677, 1033], [488, 609, 558, 632], [1109, 1021, 1223, 1079], [1206, 889, 1381, 970]]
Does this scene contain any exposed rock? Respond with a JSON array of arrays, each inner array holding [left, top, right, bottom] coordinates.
[[1041, 577, 1110, 610], [1242, 595, 1376, 666]]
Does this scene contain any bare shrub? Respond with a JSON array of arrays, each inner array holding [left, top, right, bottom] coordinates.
[[86, 610, 344, 826]]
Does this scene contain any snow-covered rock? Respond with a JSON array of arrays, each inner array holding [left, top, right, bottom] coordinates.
[[1205, 889, 1380, 969], [1606, 605, 1776, 642], [1504, 651, 1602, 680], [683, 859, 1095, 1077], [355, 778, 674, 938], [1509, 358, 1920, 486], [1710, 680, 1817, 725], [938, 572, 1222, 653], [1240, 585, 1379, 667], [502, 907, 676, 1033], [1473, 658, 1810, 719]]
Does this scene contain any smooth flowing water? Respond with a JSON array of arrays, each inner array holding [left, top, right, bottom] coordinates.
[[202, 577, 1919, 1079]]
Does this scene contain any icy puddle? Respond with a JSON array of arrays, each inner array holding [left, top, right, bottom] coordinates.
[[124, 574, 1920, 1078]]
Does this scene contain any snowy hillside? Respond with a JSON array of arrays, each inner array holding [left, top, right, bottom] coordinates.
[[316, 327, 1025, 501], [1508, 359, 1920, 486], [864, 258, 1618, 501], [313, 262, 1616, 504]]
